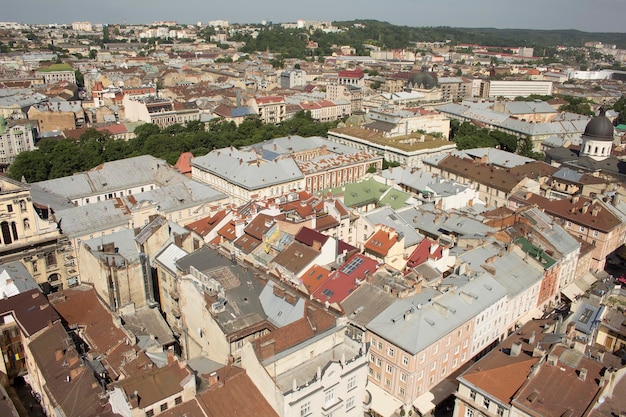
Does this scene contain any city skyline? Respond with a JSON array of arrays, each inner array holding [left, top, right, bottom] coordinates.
[[4, 0, 626, 33]]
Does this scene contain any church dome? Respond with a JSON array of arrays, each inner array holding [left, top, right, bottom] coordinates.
[[583, 116, 614, 141]]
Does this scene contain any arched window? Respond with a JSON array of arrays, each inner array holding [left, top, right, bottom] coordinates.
[[23, 219, 30, 230], [1, 221, 12, 244]]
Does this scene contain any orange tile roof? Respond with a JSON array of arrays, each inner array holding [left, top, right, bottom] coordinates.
[[301, 265, 331, 294], [364, 229, 398, 256]]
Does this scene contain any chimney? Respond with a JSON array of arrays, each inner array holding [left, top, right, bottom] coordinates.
[[528, 330, 535, 345], [510, 342, 522, 357], [273, 284, 286, 299], [208, 371, 219, 386], [591, 206, 600, 216], [578, 368, 587, 382], [259, 339, 276, 360]]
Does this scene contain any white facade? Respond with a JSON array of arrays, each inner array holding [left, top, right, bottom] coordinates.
[[0, 119, 36, 165], [483, 80, 553, 99], [242, 327, 369, 417]]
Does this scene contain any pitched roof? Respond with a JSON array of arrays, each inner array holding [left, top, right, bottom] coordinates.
[[28, 321, 112, 417], [197, 366, 278, 417], [364, 228, 399, 257], [111, 361, 192, 409], [0, 289, 60, 337]]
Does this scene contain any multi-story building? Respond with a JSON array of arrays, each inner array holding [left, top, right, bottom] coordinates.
[[0, 176, 72, 292], [438, 77, 472, 102], [242, 310, 369, 417], [479, 80, 553, 99], [365, 271, 508, 415], [338, 68, 365, 88], [249, 96, 287, 124], [122, 95, 200, 128], [328, 127, 456, 169], [27, 100, 85, 133], [280, 69, 307, 89], [0, 117, 36, 165], [36, 63, 77, 85], [192, 136, 381, 204]]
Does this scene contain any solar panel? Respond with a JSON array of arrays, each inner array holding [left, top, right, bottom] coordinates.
[[341, 256, 364, 275]]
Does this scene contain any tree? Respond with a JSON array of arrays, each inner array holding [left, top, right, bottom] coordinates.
[[74, 70, 84, 87], [89, 49, 98, 60]]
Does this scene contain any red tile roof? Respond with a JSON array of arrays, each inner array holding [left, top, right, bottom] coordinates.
[[295, 226, 329, 249], [406, 238, 444, 269], [338, 68, 364, 79], [197, 366, 278, 417], [312, 253, 378, 305], [112, 360, 192, 409], [254, 96, 285, 104], [174, 151, 194, 174], [252, 302, 335, 361], [185, 209, 227, 237], [50, 288, 152, 378], [0, 289, 60, 337]]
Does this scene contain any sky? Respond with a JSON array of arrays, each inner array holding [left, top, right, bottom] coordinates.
[[4, 0, 626, 33]]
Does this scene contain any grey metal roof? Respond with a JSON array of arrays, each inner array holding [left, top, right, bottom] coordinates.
[[259, 281, 305, 328], [521, 208, 580, 256], [128, 180, 227, 212], [55, 199, 132, 238], [364, 206, 424, 248], [192, 148, 303, 191], [453, 148, 533, 168], [552, 167, 584, 182], [34, 155, 188, 200], [83, 228, 141, 264], [366, 272, 506, 355], [154, 243, 188, 276], [0, 261, 39, 296], [459, 243, 544, 298], [176, 246, 267, 335]]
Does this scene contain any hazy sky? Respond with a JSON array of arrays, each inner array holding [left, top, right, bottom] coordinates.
[[4, 0, 626, 32]]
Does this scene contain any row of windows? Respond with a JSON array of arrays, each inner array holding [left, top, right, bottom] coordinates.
[[145, 396, 182, 416]]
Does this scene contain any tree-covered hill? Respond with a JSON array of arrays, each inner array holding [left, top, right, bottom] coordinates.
[[234, 20, 626, 58]]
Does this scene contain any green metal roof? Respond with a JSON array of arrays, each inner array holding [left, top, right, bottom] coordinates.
[[326, 177, 389, 208], [515, 237, 556, 269]]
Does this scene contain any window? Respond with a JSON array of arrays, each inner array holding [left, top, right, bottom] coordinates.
[[160, 403, 168, 412], [470, 390, 476, 401], [483, 398, 490, 409], [378, 341, 383, 350], [455, 345, 460, 354], [592, 230, 599, 237], [145, 410, 154, 417], [497, 406, 504, 417], [579, 225, 586, 232], [465, 409, 475, 417], [431, 362, 436, 371], [433, 345, 438, 355], [419, 354, 425, 363], [399, 387, 405, 396], [400, 372, 407, 382], [386, 364, 392, 373], [346, 396, 355, 411], [371, 337, 377, 346], [325, 388, 335, 404], [385, 378, 391, 387], [175, 396, 182, 405], [348, 375, 357, 390], [375, 372, 381, 381], [6, 204, 12, 213], [376, 358, 381, 366], [402, 356, 409, 366], [300, 402, 311, 417], [387, 347, 395, 357]]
